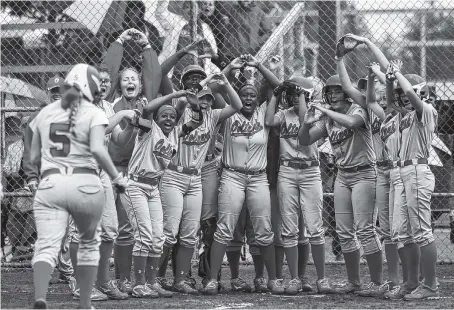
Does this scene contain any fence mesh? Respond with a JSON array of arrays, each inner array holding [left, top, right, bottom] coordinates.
[[1, 0, 454, 266]]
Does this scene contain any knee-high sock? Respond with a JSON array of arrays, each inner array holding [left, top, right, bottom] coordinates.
[[226, 250, 241, 279], [146, 257, 160, 284], [384, 243, 399, 285], [115, 244, 133, 281], [158, 246, 171, 278], [298, 243, 310, 278], [365, 250, 383, 285], [420, 241, 437, 289], [33, 261, 53, 302], [69, 242, 78, 280], [311, 244, 326, 280], [404, 243, 420, 288], [96, 241, 114, 286], [252, 254, 265, 279], [174, 246, 194, 283], [343, 249, 361, 285], [275, 246, 286, 279], [78, 265, 98, 309], [398, 247, 408, 283], [259, 244, 277, 280], [133, 256, 147, 286], [209, 241, 227, 280], [283, 246, 298, 279]]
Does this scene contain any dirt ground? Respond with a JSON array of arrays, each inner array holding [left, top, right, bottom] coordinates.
[[2, 263, 454, 309]]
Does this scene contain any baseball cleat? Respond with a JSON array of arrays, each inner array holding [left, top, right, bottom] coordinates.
[[403, 284, 440, 301], [95, 280, 129, 300], [383, 282, 417, 300], [147, 281, 174, 298], [356, 281, 390, 297], [33, 300, 47, 309], [285, 278, 302, 295], [132, 284, 158, 298], [333, 281, 362, 294], [300, 277, 314, 292], [316, 278, 334, 294], [173, 279, 199, 295], [156, 277, 175, 292], [116, 279, 133, 295], [230, 277, 252, 292], [73, 287, 108, 301], [254, 277, 269, 293], [268, 279, 285, 295], [201, 279, 219, 295]]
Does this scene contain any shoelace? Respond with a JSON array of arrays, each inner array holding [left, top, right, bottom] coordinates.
[[363, 282, 375, 290], [379, 281, 392, 290], [257, 278, 267, 285], [288, 278, 300, 286], [235, 278, 247, 286], [389, 285, 401, 294]]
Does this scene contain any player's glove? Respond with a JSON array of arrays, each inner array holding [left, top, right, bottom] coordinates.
[[335, 36, 361, 60], [386, 60, 402, 82], [27, 179, 38, 194], [112, 172, 128, 193]]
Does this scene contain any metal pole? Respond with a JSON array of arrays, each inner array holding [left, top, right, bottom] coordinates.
[[420, 11, 427, 79], [336, 0, 342, 41], [190, 1, 199, 65]]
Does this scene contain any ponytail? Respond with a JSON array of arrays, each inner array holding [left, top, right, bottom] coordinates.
[[61, 85, 81, 138]]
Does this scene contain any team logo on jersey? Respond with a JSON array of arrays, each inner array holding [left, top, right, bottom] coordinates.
[[329, 128, 354, 147], [371, 117, 382, 135], [182, 129, 211, 145], [280, 121, 300, 139], [400, 113, 413, 132], [380, 121, 396, 143], [153, 139, 176, 160], [231, 119, 263, 137]]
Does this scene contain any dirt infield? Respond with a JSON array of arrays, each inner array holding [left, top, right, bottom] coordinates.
[[2, 264, 454, 309]]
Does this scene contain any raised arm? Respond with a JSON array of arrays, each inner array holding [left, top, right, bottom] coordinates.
[[393, 65, 426, 115], [336, 58, 366, 108], [161, 39, 204, 75], [216, 73, 243, 123], [245, 55, 280, 89], [313, 105, 365, 129], [264, 95, 282, 127], [344, 34, 390, 70], [143, 90, 189, 119], [366, 68, 386, 121], [106, 110, 136, 134]]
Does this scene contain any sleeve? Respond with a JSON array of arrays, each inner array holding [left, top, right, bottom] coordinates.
[[28, 112, 40, 134], [351, 105, 369, 128], [419, 103, 438, 126], [314, 116, 329, 138], [275, 110, 285, 125], [90, 110, 109, 129]]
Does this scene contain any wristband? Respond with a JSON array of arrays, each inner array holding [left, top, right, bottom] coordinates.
[[116, 37, 124, 45], [191, 109, 203, 124]]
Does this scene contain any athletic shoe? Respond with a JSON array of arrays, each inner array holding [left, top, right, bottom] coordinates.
[[231, 277, 252, 292], [68, 276, 77, 294], [300, 277, 314, 292], [185, 276, 197, 289], [156, 277, 175, 292], [383, 282, 416, 300], [116, 279, 133, 295], [95, 280, 129, 300], [254, 277, 269, 293], [108, 257, 115, 268], [132, 284, 158, 298], [333, 281, 362, 294], [419, 278, 440, 289], [147, 281, 174, 298], [73, 287, 108, 301], [33, 300, 47, 309], [201, 279, 219, 295], [285, 278, 302, 295], [267, 279, 285, 295], [56, 273, 73, 284], [357, 282, 390, 297], [403, 284, 440, 301], [173, 279, 199, 295], [335, 254, 344, 262], [316, 278, 334, 294]]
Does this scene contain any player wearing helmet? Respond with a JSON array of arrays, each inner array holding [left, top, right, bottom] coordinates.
[[299, 73, 382, 295], [30, 64, 128, 309], [265, 76, 334, 295]]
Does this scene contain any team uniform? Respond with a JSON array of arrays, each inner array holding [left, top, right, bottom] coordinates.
[[31, 100, 107, 272]]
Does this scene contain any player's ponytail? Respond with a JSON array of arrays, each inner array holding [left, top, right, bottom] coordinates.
[[61, 85, 81, 138]]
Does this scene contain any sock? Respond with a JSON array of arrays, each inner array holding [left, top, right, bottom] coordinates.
[[404, 243, 420, 288], [33, 261, 53, 302], [226, 250, 241, 279], [174, 246, 194, 283], [252, 254, 264, 279], [343, 249, 361, 285], [298, 243, 310, 278], [398, 247, 408, 283], [365, 250, 383, 285], [96, 241, 114, 286], [133, 256, 147, 286], [69, 242, 78, 280], [283, 246, 298, 279], [209, 241, 228, 280], [419, 257, 424, 282], [146, 257, 160, 284], [275, 246, 286, 279], [384, 243, 399, 285], [116, 244, 134, 281], [158, 246, 171, 278], [114, 243, 120, 280], [311, 243, 326, 280], [77, 265, 98, 309], [259, 244, 277, 280], [420, 241, 437, 289]]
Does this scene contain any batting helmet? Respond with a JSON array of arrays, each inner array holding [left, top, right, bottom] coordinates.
[[283, 75, 315, 104], [180, 65, 207, 90], [307, 76, 325, 102], [64, 64, 101, 102], [322, 75, 348, 104]]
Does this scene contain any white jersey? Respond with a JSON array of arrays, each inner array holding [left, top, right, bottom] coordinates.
[[29, 100, 108, 172]]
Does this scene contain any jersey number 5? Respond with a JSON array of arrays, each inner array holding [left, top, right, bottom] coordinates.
[[49, 123, 71, 157]]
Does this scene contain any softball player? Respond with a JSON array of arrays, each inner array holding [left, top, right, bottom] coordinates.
[[29, 64, 128, 310], [159, 74, 242, 295], [336, 57, 400, 296], [202, 56, 285, 296], [265, 76, 333, 295], [119, 90, 202, 298], [299, 73, 383, 295], [388, 65, 439, 300]]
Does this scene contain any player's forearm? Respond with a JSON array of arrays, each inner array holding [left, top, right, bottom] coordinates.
[[385, 80, 396, 113], [106, 111, 127, 134], [92, 147, 120, 180], [337, 59, 366, 107], [143, 92, 179, 115], [257, 63, 280, 89], [324, 110, 362, 129], [364, 38, 390, 70], [161, 48, 187, 75], [23, 126, 40, 182], [115, 124, 136, 146], [30, 132, 42, 167], [395, 72, 424, 113], [224, 83, 242, 111], [265, 95, 278, 127], [298, 123, 312, 145]]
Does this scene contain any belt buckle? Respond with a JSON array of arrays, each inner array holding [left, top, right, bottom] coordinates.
[[412, 159, 419, 165]]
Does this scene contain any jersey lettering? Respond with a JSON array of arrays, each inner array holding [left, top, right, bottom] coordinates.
[[329, 128, 354, 147], [182, 130, 211, 146], [371, 117, 382, 135], [49, 123, 71, 157], [153, 138, 176, 160], [231, 119, 263, 137], [280, 122, 299, 139], [380, 121, 396, 143], [400, 114, 413, 132]]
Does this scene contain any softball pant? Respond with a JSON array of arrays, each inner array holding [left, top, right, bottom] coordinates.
[[32, 172, 104, 268], [120, 180, 164, 258], [334, 167, 381, 255], [388, 167, 408, 246], [114, 165, 134, 247], [375, 166, 395, 246]]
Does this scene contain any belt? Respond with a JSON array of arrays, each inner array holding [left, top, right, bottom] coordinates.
[[41, 167, 97, 179], [205, 154, 216, 161], [222, 164, 266, 176], [129, 174, 160, 186], [376, 160, 393, 169], [397, 158, 428, 167], [168, 163, 201, 176], [339, 164, 373, 173], [281, 160, 319, 170]]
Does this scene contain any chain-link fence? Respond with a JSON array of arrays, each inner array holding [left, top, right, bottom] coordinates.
[[1, 0, 454, 266]]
